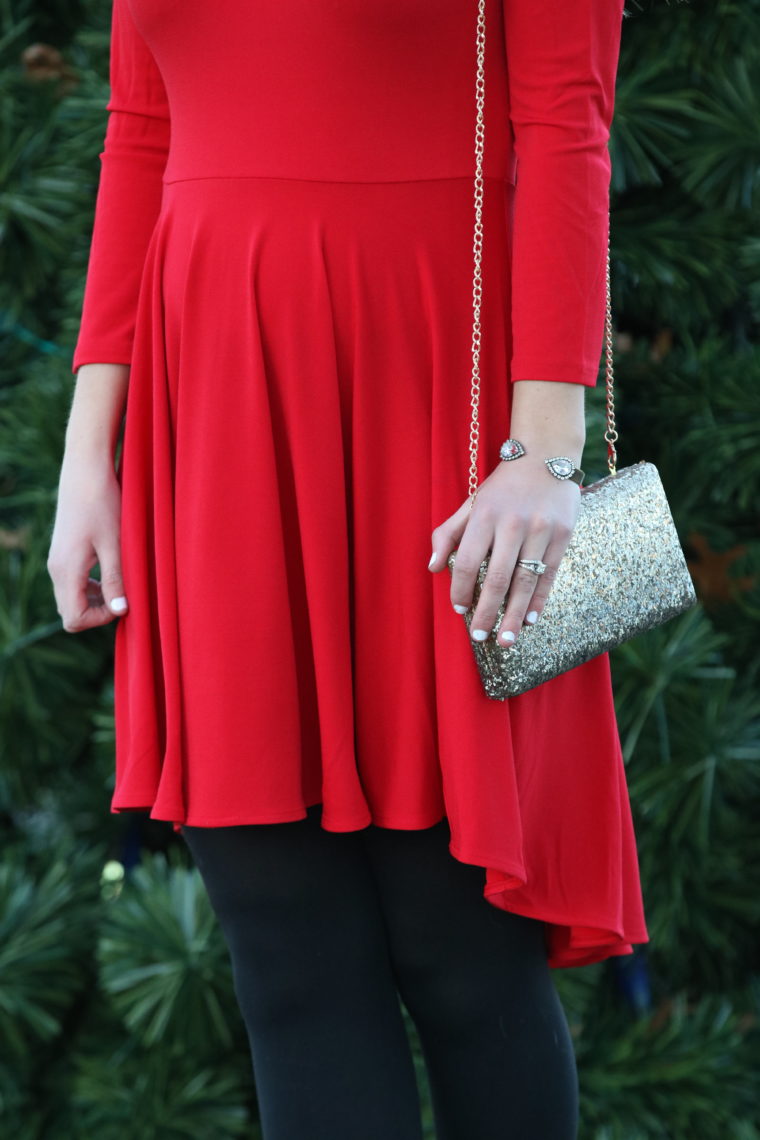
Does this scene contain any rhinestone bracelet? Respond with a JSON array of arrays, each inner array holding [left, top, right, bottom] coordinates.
[[498, 438, 584, 486]]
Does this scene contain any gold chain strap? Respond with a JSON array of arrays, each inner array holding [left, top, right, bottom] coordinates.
[[468, 0, 618, 511], [602, 221, 619, 474]]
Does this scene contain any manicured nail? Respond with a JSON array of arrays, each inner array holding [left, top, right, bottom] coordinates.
[[110, 596, 128, 612], [500, 629, 516, 643], [472, 629, 489, 641], [525, 610, 538, 624], [453, 604, 468, 614], [428, 551, 438, 569]]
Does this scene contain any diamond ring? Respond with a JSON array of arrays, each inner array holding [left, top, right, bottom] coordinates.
[[517, 559, 548, 576]]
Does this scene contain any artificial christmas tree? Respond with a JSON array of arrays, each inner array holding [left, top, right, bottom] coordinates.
[[1, 0, 758, 1135]]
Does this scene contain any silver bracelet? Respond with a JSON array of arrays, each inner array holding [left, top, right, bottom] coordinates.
[[498, 438, 526, 461], [498, 438, 584, 486]]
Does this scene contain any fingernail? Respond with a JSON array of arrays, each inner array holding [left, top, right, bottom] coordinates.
[[110, 597, 128, 612], [525, 610, 538, 624], [428, 551, 438, 569], [500, 629, 516, 643], [472, 629, 489, 641], [453, 604, 468, 614]]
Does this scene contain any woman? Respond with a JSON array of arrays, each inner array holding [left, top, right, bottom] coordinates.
[[47, 1, 648, 1136]]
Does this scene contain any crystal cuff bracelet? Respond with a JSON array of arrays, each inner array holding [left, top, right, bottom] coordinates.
[[498, 438, 526, 461], [499, 439, 584, 486], [545, 456, 585, 485]]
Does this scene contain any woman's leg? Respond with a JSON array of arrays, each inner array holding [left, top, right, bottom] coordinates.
[[360, 817, 580, 1140], [181, 806, 423, 1140]]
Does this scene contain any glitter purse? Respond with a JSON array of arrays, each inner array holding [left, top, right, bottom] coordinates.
[[446, 0, 698, 699]]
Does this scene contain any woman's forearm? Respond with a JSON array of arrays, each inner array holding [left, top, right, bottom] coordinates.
[[64, 363, 130, 466], [508, 380, 587, 466]]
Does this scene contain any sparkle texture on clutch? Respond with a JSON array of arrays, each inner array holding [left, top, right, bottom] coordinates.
[[447, 461, 697, 699]]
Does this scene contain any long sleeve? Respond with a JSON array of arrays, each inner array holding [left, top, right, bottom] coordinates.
[[503, 0, 624, 386], [71, 0, 170, 374]]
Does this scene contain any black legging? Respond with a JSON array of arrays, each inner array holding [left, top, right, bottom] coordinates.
[[181, 805, 578, 1140]]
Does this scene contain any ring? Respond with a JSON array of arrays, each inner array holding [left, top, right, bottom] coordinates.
[[517, 558, 548, 576]]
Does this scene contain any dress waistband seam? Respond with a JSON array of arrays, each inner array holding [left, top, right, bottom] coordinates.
[[162, 174, 513, 187]]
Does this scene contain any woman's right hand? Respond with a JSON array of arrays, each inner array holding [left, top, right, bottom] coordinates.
[[47, 362, 131, 633], [47, 456, 129, 633]]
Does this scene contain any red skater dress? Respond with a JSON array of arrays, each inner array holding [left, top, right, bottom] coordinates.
[[72, 0, 649, 969]]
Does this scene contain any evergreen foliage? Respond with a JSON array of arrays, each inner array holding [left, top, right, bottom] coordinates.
[[1, 0, 758, 1135]]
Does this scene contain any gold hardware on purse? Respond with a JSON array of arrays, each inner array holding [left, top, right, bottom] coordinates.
[[446, 0, 698, 699]]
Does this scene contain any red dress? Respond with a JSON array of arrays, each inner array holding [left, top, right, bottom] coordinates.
[[72, 0, 649, 969]]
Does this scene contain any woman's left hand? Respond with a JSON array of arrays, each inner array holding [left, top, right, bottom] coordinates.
[[428, 454, 581, 646]]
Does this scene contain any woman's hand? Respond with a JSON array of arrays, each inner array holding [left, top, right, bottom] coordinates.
[[47, 456, 129, 633], [47, 362, 131, 633], [429, 379, 586, 645], [428, 451, 581, 646]]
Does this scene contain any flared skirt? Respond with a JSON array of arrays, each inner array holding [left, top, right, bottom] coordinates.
[[113, 174, 649, 969]]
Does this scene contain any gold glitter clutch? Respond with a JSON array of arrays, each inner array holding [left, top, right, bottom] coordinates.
[[446, 0, 698, 699], [448, 462, 698, 698]]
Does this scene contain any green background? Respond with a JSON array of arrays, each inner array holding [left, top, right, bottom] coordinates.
[[1, 0, 758, 1135]]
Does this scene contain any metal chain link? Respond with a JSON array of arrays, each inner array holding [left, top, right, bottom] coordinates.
[[467, 0, 618, 508], [602, 220, 618, 475], [467, 0, 487, 508]]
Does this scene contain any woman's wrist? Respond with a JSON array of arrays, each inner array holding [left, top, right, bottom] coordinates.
[[65, 363, 130, 465], [508, 379, 587, 465]]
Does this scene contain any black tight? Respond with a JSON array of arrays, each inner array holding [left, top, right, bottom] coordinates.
[[181, 805, 579, 1140]]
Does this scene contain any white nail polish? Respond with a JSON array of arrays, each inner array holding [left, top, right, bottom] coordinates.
[[428, 551, 438, 568], [472, 629, 489, 641], [110, 597, 128, 612], [501, 630, 516, 643], [525, 610, 538, 624], [453, 604, 468, 614]]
